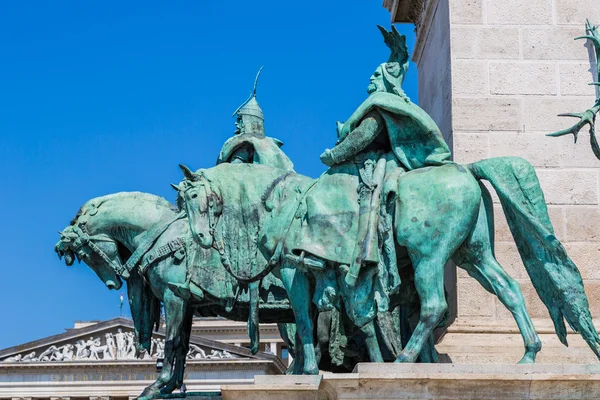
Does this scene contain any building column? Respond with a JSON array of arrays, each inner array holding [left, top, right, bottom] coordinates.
[[269, 341, 278, 356]]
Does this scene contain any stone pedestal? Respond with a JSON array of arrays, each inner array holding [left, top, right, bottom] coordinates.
[[221, 364, 600, 400]]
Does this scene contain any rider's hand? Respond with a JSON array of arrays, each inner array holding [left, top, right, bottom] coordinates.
[[320, 149, 336, 167]]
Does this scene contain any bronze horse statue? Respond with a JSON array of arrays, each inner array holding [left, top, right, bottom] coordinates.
[[176, 158, 600, 374], [55, 192, 297, 397], [54, 191, 427, 397]]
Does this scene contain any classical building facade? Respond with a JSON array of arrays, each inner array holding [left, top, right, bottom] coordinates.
[[384, 0, 600, 363], [190, 319, 290, 365], [0, 318, 285, 400]]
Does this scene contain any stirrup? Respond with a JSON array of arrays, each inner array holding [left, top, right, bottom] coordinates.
[[285, 251, 325, 270], [168, 281, 204, 301]]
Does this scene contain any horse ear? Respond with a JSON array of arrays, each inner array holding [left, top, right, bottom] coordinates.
[[179, 164, 197, 180], [170, 183, 179, 191]]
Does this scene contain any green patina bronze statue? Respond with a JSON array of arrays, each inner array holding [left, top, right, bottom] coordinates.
[[55, 25, 600, 400], [217, 66, 294, 171]]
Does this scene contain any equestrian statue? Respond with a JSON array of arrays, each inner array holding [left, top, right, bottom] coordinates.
[[56, 25, 600, 400]]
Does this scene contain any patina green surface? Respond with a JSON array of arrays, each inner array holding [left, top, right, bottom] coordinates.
[[548, 19, 600, 157], [55, 25, 600, 399]]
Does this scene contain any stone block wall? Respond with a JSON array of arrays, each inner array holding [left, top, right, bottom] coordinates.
[[447, 0, 600, 326], [386, 0, 600, 346]]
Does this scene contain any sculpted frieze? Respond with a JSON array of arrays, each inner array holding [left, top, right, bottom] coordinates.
[[1, 328, 232, 363]]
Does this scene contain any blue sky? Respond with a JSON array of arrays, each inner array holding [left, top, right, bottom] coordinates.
[[0, 2, 417, 349]]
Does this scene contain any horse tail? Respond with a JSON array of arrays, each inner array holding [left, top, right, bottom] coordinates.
[[469, 156, 600, 359]]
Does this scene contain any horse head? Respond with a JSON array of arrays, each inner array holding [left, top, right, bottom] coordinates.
[[175, 164, 222, 248], [55, 208, 124, 291]]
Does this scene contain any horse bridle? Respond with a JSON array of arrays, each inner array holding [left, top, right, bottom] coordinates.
[[69, 224, 127, 277], [180, 173, 220, 238], [70, 210, 186, 280]]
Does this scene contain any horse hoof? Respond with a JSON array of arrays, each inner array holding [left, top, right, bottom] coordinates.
[[518, 355, 536, 364], [138, 386, 160, 399], [304, 365, 319, 375], [395, 353, 414, 363]]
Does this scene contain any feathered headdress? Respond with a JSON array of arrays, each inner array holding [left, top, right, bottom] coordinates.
[[377, 25, 409, 66], [375, 25, 410, 96]]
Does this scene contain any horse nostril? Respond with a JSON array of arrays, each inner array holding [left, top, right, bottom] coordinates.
[[199, 233, 204, 239]]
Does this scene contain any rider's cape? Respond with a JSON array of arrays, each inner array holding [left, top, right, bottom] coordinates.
[[217, 134, 295, 172], [289, 92, 453, 267], [337, 91, 452, 170]]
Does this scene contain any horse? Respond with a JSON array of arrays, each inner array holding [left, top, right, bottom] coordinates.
[[177, 156, 600, 373], [54, 191, 404, 397], [54, 192, 296, 398]]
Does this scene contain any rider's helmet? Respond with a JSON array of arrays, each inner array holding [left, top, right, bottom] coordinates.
[[232, 67, 265, 136]]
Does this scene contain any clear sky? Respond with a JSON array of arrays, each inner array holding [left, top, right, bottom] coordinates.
[[0, 2, 417, 349]]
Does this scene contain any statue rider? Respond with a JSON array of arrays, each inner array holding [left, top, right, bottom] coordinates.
[[201, 67, 295, 355], [217, 67, 294, 172], [319, 26, 452, 288]]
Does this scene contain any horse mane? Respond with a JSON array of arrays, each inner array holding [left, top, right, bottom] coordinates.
[[71, 192, 177, 225]]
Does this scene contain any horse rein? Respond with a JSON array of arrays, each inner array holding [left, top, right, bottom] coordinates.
[[69, 224, 126, 277], [69, 212, 186, 280]]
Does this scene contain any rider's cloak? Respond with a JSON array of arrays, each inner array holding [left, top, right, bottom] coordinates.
[[289, 92, 454, 268], [217, 134, 294, 172], [336, 91, 452, 170]]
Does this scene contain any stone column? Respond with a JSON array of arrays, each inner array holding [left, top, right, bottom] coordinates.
[[385, 0, 600, 362], [269, 341, 278, 356]]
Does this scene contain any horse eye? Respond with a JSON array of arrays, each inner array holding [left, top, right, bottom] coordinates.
[[191, 193, 198, 199]]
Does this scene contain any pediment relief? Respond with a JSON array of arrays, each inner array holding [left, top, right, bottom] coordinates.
[[0, 317, 245, 364]]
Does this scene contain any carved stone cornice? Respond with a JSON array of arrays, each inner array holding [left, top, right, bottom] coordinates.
[[382, 0, 439, 64], [383, 0, 426, 28]]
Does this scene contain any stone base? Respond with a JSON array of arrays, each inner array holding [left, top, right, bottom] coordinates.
[[437, 319, 600, 364], [221, 364, 600, 400]]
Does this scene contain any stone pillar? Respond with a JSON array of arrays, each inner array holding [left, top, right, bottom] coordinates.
[[385, 0, 600, 362], [269, 341, 278, 356]]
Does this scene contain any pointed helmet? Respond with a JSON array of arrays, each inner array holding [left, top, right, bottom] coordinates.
[[232, 67, 265, 136]]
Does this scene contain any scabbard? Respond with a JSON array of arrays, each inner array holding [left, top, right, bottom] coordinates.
[[345, 157, 387, 287]]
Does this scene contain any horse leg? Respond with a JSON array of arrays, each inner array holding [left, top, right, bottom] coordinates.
[[292, 331, 304, 375], [139, 291, 186, 398], [162, 307, 195, 392], [361, 320, 384, 362], [457, 257, 541, 363], [395, 255, 448, 363], [454, 186, 542, 364], [279, 263, 318, 374]]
